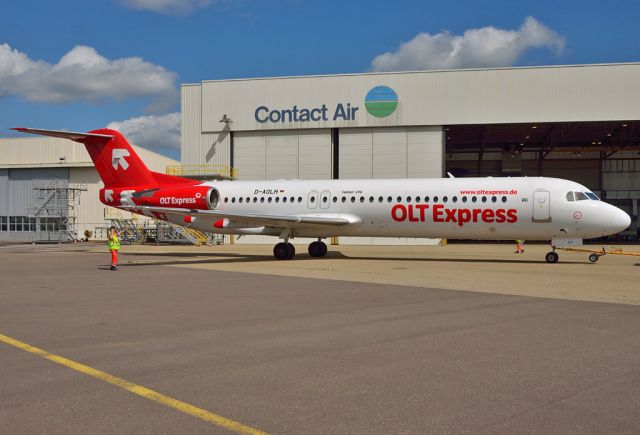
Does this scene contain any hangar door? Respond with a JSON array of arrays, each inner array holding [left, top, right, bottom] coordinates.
[[233, 129, 331, 180], [339, 126, 443, 179], [338, 126, 444, 245]]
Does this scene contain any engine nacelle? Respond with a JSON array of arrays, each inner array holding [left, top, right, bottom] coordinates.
[[100, 186, 219, 210]]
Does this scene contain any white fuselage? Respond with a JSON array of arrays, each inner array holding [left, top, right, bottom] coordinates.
[[171, 177, 629, 241]]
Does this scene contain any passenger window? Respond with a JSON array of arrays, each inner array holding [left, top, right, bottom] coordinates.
[[253, 197, 258, 203], [397, 196, 402, 202], [246, 197, 250, 203], [501, 196, 507, 203], [575, 192, 589, 201], [275, 197, 280, 203], [387, 196, 392, 203], [231, 197, 236, 203], [433, 196, 439, 202], [322, 196, 328, 203], [298, 197, 303, 203], [415, 196, 421, 203], [452, 196, 457, 203], [378, 196, 383, 203], [260, 197, 265, 203], [283, 197, 287, 203], [481, 196, 487, 203], [224, 197, 228, 203], [424, 196, 430, 202], [360, 197, 365, 203], [566, 192, 575, 202], [443, 196, 448, 203], [239, 197, 243, 203], [351, 197, 356, 203], [462, 196, 467, 203], [268, 197, 272, 203], [491, 196, 497, 203], [369, 196, 374, 203], [341, 196, 346, 203], [472, 196, 477, 203], [406, 196, 412, 202], [333, 197, 337, 203], [310, 196, 315, 203]]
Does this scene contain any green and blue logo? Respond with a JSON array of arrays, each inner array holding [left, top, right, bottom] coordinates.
[[365, 85, 398, 118]]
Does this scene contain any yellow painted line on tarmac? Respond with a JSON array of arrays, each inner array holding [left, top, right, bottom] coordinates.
[[0, 333, 268, 435]]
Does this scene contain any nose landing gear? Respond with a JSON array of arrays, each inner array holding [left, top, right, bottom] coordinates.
[[545, 250, 559, 263]]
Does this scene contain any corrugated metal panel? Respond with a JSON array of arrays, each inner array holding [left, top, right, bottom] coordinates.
[[298, 130, 331, 180], [234, 132, 266, 180], [0, 137, 89, 166], [373, 128, 407, 178], [181, 84, 231, 165], [339, 129, 373, 179], [265, 131, 298, 179], [233, 129, 332, 181], [0, 170, 8, 218], [0, 137, 178, 170], [407, 127, 443, 178], [6, 168, 68, 216], [196, 64, 640, 133]]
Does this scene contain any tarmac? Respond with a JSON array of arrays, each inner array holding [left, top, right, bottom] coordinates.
[[1, 242, 640, 433]]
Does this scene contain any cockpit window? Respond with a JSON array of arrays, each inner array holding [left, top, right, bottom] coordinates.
[[575, 191, 589, 201], [585, 192, 600, 200], [566, 192, 575, 202]]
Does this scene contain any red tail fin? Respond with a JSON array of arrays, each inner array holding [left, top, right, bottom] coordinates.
[[12, 127, 193, 188]]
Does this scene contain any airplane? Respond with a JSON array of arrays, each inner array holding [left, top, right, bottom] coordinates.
[[13, 127, 631, 263]]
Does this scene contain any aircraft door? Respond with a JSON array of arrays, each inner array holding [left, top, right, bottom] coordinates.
[[532, 190, 551, 222], [320, 190, 331, 209], [307, 190, 318, 209]]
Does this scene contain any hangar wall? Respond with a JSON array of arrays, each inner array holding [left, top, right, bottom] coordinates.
[[182, 63, 640, 244], [0, 137, 179, 242]]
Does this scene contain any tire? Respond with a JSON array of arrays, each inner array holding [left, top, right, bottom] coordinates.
[[319, 241, 328, 257], [308, 241, 328, 257], [273, 242, 291, 260], [545, 251, 559, 264], [589, 253, 599, 263], [287, 243, 295, 259]]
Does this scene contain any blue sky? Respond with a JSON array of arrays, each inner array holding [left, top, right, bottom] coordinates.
[[1, 0, 639, 159]]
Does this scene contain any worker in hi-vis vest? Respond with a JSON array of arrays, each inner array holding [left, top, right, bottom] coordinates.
[[107, 226, 120, 270], [515, 239, 525, 254]]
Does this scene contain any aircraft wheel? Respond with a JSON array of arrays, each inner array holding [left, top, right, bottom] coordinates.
[[287, 243, 296, 259], [588, 253, 599, 263], [308, 241, 327, 257], [274, 242, 293, 260], [545, 251, 559, 264]]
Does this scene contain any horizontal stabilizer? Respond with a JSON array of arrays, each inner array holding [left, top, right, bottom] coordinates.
[[11, 128, 113, 143]]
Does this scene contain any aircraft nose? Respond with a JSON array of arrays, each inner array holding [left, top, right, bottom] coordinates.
[[609, 206, 631, 233]]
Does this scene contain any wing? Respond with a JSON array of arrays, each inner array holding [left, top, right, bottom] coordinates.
[[123, 205, 362, 229]]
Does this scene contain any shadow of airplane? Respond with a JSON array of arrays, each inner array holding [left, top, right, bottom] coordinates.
[[117, 250, 588, 266]]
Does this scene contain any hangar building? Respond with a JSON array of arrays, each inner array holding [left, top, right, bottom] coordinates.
[[0, 137, 178, 243], [182, 63, 640, 244]]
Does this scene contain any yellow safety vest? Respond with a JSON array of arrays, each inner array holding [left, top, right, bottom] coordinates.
[[107, 233, 120, 251]]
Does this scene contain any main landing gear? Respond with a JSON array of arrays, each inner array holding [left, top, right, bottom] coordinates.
[[272, 239, 328, 260], [273, 242, 295, 260], [308, 240, 328, 257]]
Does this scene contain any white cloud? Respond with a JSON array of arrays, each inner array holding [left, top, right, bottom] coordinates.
[[107, 112, 180, 152], [371, 17, 565, 72], [0, 44, 177, 112], [119, 0, 211, 15]]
